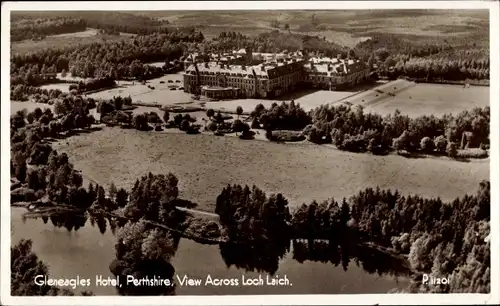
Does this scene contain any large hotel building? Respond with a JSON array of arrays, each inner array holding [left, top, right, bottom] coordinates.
[[183, 48, 370, 99]]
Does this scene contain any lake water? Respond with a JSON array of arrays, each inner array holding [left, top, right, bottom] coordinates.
[[11, 208, 410, 295]]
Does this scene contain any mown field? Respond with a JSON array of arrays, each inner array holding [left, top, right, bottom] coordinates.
[[52, 127, 489, 211], [345, 80, 490, 117]]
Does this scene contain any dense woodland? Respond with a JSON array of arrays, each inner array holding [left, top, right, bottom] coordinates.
[[11, 31, 202, 85], [212, 180, 490, 293], [10, 11, 170, 40], [11, 17, 87, 42], [248, 101, 489, 156]]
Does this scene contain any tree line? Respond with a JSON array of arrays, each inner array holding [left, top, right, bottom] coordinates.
[[203, 30, 347, 57], [11, 11, 173, 39], [212, 180, 490, 293], [11, 31, 201, 85], [11, 17, 87, 42], [378, 54, 489, 81], [305, 104, 489, 155], [246, 100, 489, 156], [250, 100, 312, 131]]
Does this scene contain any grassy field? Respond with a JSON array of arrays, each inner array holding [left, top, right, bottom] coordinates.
[[345, 80, 490, 117], [11, 101, 54, 114], [47, 28, 136, 38], [40, 83, 72, 92], [88, 74, 189, 106], [48, 28, 99, 38], [53, 127, 489, 211], [11, 32, 130, 56]]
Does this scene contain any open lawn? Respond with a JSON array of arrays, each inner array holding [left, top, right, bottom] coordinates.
[[345, 80, 489, 117], [40, 83, 72, 92], [11, 101, 53, 115], [49, 28, 99, 38], [53, 127, 489, 211], [88, 74, 190, 106], [11, 32, 130, 56], [207, 90, 358, 114]]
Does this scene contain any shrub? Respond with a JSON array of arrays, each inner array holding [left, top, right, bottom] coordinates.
[[456, 148, 488, 159], [231, 119, 245, 134], [185, 124, 201, 134], [166, 120, 176, 129], [162, 111, 170, 123], [207, 122, 218, 132], [180, 119, 190, 131], [393, 130, 410, 152], [446, 142, 458, 158], [308, 127, 323, 144], [133, 114, 149, 131], [434, 135, 448, 153], [420, 136, 435, 153], [251, 118, 260, 129], [146, 112, 162, 124], [173, 114, 183, 127], [11, 187, 36, 203], [239, 129, 256, 140], [272, 130, 305, 142]]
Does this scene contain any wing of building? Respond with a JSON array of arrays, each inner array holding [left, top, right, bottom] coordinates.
[[183, 49, 370, 99]]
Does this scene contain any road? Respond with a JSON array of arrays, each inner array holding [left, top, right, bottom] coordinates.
[[175, 206, 219, 219]]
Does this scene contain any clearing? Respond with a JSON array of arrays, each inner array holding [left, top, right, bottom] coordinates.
[[11, 101, 54, 114], [344, 80, 489, 117], [11, 32, 130, 56], [53, 127, 489, 211], [40, 83, 72, 92]]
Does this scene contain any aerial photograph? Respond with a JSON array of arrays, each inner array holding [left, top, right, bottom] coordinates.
[[8, 7, 491, 297]]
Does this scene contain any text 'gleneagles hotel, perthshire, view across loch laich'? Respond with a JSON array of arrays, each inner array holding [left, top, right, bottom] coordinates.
[[2, 3, 499, 305]]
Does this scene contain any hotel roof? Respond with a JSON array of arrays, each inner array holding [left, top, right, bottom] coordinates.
[[183, 55, 366, 78], [184, 58, 306, 78]]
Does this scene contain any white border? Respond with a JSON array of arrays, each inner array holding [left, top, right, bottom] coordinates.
[[1, 1, 499, 305]]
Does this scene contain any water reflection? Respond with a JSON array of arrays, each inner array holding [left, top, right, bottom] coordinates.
[[20, 213, 410, 295], [292, 239, 411, 277], [219, 239, 290, 275], [38, 213, 88, 232]]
